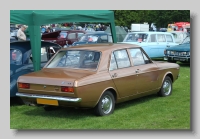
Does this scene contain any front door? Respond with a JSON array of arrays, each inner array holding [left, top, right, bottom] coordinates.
[[128, 48, 160, 93]]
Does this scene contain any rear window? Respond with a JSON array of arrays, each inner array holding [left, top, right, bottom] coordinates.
[[46, 50, 101, 70]]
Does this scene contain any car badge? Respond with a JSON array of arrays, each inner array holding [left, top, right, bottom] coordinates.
[[61, 81, 65, 84], [43, 85, 46, 88]]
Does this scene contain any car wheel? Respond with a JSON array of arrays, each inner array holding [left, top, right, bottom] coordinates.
[[94, 91, 115, 116], [158, 76, 172, 97]]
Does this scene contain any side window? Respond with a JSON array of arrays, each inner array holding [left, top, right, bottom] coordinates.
[[148, 34, 157, 42], [77, 33, 84, 39], [41, 47, 48, 62], [10, 49, 22, 65], [113, 49, 131, 69], [157, 34, 166, 42], [29, 47, 48, 64], [109, 53, 117, 71], [108, 35, 113, 43], [23, 49, 32, 64], [171, 33, 177, 39], [166, 35, 173, 42], [100, 35, 108, 43], [129, 48, 151, 66], [68, 33, 76, 39]]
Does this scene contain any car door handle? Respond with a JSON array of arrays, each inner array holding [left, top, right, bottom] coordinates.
[[167, 45, 170, 47], [135, 69, 140, 73], [112, 73, 118, 78]]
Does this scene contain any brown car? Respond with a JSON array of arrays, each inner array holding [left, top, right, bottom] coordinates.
[[16, 43, 180, 116], [42, 30, 86, 47]]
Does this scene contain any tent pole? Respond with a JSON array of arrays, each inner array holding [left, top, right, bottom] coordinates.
[[29, 25, 41, 71], [110, 22, 117, 43]]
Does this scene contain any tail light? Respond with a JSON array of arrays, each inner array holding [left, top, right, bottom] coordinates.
[[61, 86, 74, 93], [18, 83, 30, 89]]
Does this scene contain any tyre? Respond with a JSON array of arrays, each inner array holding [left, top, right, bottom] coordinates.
[[94, 91, 115, 116], [158, 76, 172, 97]]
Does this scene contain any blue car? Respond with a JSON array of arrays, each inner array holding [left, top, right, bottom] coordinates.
[[164, 36, 190, 63], [72, 32, 113, 46], [121, 32, 179, 58], [10, 41, 61, 101]]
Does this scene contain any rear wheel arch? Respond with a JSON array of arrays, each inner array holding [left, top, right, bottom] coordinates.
[[94, 89, 116, 116], [95, 87, 118, 107]]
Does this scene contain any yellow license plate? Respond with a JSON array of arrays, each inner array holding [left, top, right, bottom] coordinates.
[[37, 98, 58, 106]]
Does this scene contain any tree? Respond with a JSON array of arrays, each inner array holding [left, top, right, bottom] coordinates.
[[113, 10, 190, 28]]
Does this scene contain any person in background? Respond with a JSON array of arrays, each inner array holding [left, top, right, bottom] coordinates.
[[17, 25, 27, 41], [41, 26, 46, 34], [44, 27, 51, 33]]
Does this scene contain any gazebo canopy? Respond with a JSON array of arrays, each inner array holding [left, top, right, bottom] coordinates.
[[10, 10, 117, 71]]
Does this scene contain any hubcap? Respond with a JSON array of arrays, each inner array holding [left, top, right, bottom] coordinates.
[[101, 95, 112, 114], [163, 80, 171, 95]]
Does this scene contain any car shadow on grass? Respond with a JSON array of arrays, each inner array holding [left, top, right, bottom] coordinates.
[[22, 105, 95, 118], [114, 94, 159, 110], [21, 94, 159, 118], [10, 97, 24, 106], [177, 62, 190, 68]]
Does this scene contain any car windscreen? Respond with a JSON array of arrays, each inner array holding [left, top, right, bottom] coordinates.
[[78, 35, 99, 42], [123, 33, 148, 42], [182, 36, 190, 44], [46, 50, 101, 70]]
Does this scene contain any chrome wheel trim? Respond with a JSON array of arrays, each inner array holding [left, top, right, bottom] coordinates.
[[101, 95, 113, 114], [163, 80, 171, 96]]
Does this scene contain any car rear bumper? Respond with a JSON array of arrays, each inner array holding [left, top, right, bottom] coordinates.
[[16, 92, 82, 103]]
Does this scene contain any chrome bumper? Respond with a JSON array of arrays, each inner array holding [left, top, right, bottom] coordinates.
[[16, 92, 82, 103]]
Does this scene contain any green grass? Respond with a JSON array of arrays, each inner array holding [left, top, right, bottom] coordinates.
[[10, 62, 190, 129]]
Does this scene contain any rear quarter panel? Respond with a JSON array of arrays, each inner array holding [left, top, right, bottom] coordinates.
[[75, 70, 118, 108]]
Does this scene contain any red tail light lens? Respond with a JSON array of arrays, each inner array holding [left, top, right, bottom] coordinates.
[[61, 86, 74, 93], [18, 83, 30, 89]]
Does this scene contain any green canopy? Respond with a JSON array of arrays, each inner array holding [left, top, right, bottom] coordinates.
[[10, 10, 117, 71]]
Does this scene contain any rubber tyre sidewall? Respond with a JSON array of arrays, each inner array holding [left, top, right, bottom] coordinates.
[[94, 91, 115, 116], [158, 76, 172, 97]]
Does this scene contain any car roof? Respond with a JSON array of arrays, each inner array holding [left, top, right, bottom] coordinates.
[[61, 30, 85, 33], [10, 41, 61, 53], [84, 32, 111, 35], [61, 43, 140, 52], [127, 31, 173, 35]]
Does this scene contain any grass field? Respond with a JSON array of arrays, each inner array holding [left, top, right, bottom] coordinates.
[[10, 62, 190, 129]]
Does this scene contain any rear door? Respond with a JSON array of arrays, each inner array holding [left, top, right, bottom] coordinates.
[[109, 49, 138, 98]]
